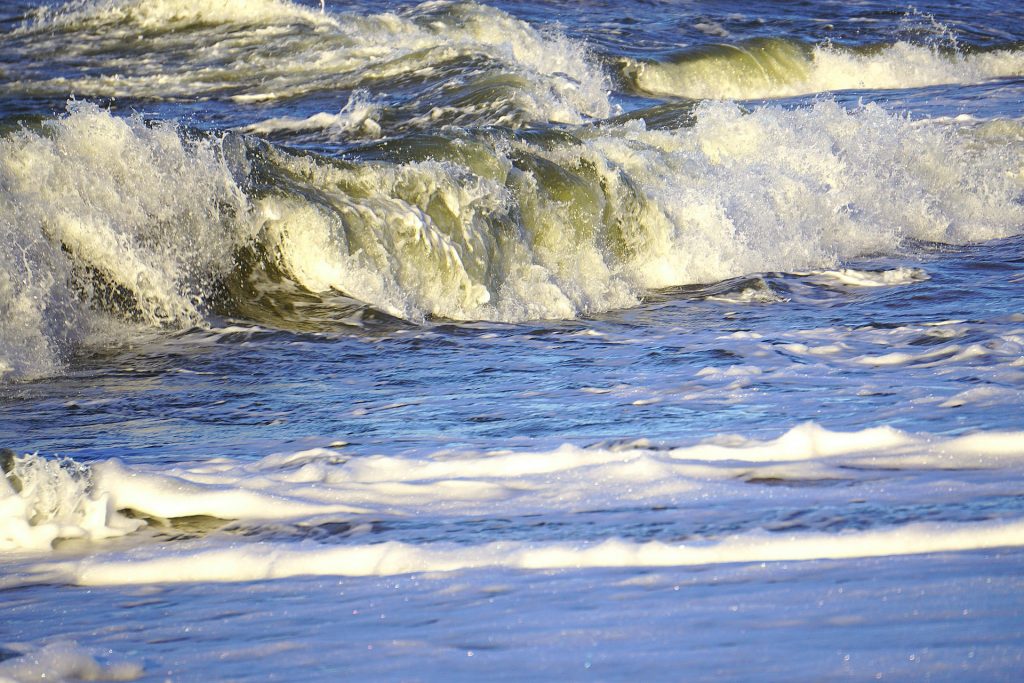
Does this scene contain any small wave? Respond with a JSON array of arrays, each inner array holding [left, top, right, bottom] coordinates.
[[0, 450, 144, 552], [25, 0, 335, 31], [702, 277, 789, 304], [0, 641, 142, 682], [796, 267, 930, 287], [622, 38, 1024, 100], [242, 91, 384, 139], [40, 519, 1024, 585]]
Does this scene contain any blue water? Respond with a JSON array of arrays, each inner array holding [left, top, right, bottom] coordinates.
[[1, 0, 1023, 680]]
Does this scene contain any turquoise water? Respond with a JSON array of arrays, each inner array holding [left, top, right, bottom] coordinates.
[[1, 1, 1023, 679]]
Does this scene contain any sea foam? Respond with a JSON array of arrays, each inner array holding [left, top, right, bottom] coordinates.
[[4, 423, 1024, 582]]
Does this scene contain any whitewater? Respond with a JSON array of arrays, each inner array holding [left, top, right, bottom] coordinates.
[[1, 0, 1023, 680]]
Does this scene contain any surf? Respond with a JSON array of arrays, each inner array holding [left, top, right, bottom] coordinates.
[[2, 99, 1023, 379]]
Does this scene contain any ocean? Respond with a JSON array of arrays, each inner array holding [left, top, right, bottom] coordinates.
[[1, 0, 1023, 679]]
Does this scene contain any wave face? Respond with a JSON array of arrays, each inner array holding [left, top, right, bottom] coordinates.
[[622, 39, 1024, 100], [5, 0, 610, 130], [3, 100, 1023, 379]]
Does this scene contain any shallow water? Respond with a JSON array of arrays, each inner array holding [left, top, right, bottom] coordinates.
[[1, 0, 1023, 680]]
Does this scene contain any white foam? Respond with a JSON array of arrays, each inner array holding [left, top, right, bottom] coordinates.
[[29, 0, 333, 30], [15, 0, 611, 127], [0, 641, 142, 682], [778, 342, 847, 356], [91, 456, 368, 521], [244, 91, 383, 139], [1, 454, 144, 552], [852, 343, 992, 368], [5, 423, 1024, 557], [34, 519, 1024, 585], [706, 286, 789, 304], [939, 386, 1023, 408], [797, 267, 930, 287]]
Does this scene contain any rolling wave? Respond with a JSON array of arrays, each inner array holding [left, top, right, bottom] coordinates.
[[1, 100, 1022, 379], [621, 38, 1024, 100]]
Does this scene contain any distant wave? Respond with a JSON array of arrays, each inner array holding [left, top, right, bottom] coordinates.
[[621, 38, 1024, 100], [24, 0, 334, 30], [7, 0, 610, 129], [2, 101, 1023, 379]]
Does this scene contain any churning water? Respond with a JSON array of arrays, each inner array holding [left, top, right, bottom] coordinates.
[[1, 0, 1023, 679]]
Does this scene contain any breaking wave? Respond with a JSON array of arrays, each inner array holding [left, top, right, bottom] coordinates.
[[1, 99, 1023, 379]]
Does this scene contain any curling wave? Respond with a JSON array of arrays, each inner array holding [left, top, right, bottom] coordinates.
[[1, 100, 1023, 379]]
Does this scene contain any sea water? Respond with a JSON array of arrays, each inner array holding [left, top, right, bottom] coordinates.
[[0, 0, 1022, 679]]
